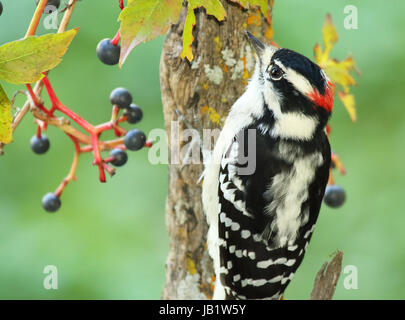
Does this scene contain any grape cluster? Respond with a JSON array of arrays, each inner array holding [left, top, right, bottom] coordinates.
[[109, 87, 146, 151], [39, 87, 146, 213]]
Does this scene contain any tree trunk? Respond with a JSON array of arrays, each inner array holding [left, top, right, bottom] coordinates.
[[160, 1, 274, 299]]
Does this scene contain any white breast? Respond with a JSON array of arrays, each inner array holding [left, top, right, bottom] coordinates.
[[202, 67, 264, 280], [264, 150, 324, 247]]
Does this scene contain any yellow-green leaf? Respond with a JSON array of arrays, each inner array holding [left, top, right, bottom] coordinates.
[[338, 91, 356, 122], [181, 0, 227, 61], [0, 84, 12, 144], [314, 14, 358, 122], [322, 13, 338, 57], [323, 58, 357, 92], [118, 0, 183, 67], [0, 29, 78, 84], [229, 0, 271, 22], [181, 6, 197, 61], [189, 0, 227, 21]]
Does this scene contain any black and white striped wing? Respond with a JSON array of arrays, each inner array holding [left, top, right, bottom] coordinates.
[[217, 130, 330, 300]]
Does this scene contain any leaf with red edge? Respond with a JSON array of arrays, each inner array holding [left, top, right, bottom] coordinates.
[[118, 0, 183, 67]]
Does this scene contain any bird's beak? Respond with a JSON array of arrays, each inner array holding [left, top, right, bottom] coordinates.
[[245, 31, 265, 55]]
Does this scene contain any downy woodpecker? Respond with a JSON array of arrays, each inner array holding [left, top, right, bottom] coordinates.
[[202, 32, 334, 300]]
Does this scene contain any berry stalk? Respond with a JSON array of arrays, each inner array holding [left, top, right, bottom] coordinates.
[[54, 134, 80, 197], [42, 76, 95, 134], [111, 30, 121, 46]]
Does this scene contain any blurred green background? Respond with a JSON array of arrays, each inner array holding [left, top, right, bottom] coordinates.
[[0, 0, 403, 299]]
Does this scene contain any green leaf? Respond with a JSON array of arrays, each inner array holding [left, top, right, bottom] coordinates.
[[0, 84, 12, 144], [188, 0, 227, 20], [0, 28, 78, 84], [181, 0, 227, 61], [229, 0, 271, 22], [118, 0, 183, 67]]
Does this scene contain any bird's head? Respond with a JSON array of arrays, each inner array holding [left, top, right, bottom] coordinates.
[[246, 31, 334, 141]]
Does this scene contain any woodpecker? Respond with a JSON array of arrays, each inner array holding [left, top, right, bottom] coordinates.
[[202, 32, 334, 300]]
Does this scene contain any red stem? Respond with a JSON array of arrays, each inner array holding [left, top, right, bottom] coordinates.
[[36, 125, 42, 138], [80, 146, 93, 153], [26, 84, 53, 116], [119, 0, 124, 10], [42, 76, 95, 133], [103, 163, 116, 177], [96, 115, 128, 134], [42, 75, 108, 182], [92, 133, 106, 182], [111, 30, 121, 46], [55, 179, 68, 198], [104, 156, 115, 163]]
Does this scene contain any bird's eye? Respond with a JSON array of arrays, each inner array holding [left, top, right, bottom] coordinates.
[[269, 65, 284, 81]]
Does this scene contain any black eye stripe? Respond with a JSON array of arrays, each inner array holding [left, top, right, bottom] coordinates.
[[271, 48, 326, 94]]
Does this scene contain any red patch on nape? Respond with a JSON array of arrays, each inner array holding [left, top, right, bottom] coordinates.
[[308, 81, 335, 113]]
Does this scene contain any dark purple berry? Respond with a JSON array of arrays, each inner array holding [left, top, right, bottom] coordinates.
[[42, 193, 61, 213], [110, 148, 128, 167], [324, 185, 346, 208], [96, 39, 120, 65], [110, 87, 132, 109], [0, 2, 3, 16], [124, 104, 143, 124], [124, 129, 146, 151], [30, 135, 50, 154]]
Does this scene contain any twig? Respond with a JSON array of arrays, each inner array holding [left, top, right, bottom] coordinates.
[[30, 107, 91, 144], [54, 134, 80, 197], [310, 250, 343, 300], [58, 0, 77, 33], [25, 0, 48, 37]]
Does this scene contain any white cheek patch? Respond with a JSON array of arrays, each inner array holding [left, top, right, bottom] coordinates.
[[263, 81, 283, 118], [271, 112, 318, 141], [273, 59, 313, 96]]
